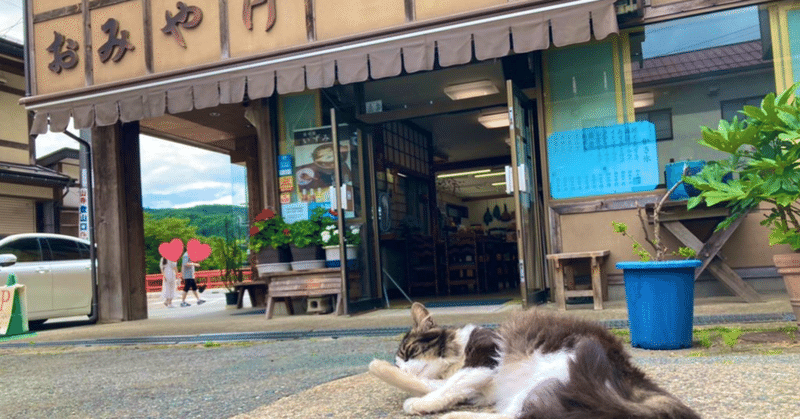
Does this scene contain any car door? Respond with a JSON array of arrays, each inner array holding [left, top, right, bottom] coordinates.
[[44, 237, 92, 312], [0, 237, 52, 317]]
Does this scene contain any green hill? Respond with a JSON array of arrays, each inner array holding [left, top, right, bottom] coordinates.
[[144, 205, 248, 239]]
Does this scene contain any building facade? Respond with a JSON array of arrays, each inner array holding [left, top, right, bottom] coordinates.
[[0, 37, 71, 238], [19, 0, 800, 321]]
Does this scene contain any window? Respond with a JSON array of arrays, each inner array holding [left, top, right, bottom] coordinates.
[[46, 238, 83, 261], [635, 109, 673, 141], [721, 96, 763, 122], [0, 238, 42, 263], [77, 242, 91, 259]]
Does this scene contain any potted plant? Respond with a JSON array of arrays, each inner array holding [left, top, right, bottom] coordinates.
[[287, 207, 328, 269], [249, 208, 292, 272], [211, 229, 247, 307], [612, 174, 700, 350], [684, 82, 800, 326], [320, 218, 362, 267]]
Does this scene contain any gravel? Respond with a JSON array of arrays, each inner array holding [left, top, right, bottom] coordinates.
[[1, 336, 798, 419]]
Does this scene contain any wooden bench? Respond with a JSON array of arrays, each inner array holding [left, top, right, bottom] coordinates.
[[232, 281, 268, 309], [262, 268, 343, 319], [546, 250, 610, 310]]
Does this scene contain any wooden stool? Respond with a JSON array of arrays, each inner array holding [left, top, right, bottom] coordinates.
[[546, 250, 610, 310]]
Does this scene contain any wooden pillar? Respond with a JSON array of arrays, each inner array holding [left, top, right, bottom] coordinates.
[[244, 100, 279, 212], [91, 121, 147, 322], [235, 136, 264, 223]]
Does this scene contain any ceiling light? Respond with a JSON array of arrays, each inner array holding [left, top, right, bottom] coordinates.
[[443, 80, 499, 100], [478, 111, 510, 129], [474, 172, 506, 178], [437, 169, 491, 179], [633, 92, 654, 108], [491, 181, 507, 187]]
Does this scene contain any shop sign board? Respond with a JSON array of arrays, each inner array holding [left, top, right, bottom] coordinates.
[[30, 0, 508, 96]]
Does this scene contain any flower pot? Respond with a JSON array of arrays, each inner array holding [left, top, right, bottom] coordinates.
[[256, 246, 292, 264], [290, 245, 324, 261], [773, 253, 800, 327], [225, 291, 238, 306], [616, 260, 701, 350], [323, 245, 357, 268], [290, 260, 326, 270], [256, 262, 291, 273]]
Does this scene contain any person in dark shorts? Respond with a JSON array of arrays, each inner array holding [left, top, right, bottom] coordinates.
[[180, 251, 206, 307]]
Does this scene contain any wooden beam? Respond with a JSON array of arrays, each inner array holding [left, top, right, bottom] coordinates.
[[433, 156, 511, 172], [661, 221, 762, 303]]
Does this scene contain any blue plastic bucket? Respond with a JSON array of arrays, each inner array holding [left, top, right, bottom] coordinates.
[[616, 260, 701, 350], [664, 161, 705, 200]]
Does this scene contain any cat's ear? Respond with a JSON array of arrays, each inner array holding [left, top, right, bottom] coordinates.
[[411, 302, 436, 331]]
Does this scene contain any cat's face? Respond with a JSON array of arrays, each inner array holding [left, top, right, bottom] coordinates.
[[395, 303, 461, 379]]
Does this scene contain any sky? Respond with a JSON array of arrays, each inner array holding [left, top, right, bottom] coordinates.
[[1, 1, 246, 210], [35, 123, 248, 210]]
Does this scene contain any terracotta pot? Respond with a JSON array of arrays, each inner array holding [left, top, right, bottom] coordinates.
[[773, 253, 800, 327]]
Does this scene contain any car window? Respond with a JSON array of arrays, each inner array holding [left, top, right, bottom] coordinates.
[[45, 238, 84, 261], [0, 238, 43, 263], [77, 242, 91, 259]]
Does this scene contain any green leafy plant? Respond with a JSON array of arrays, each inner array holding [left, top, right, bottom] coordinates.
[[612, 221, 696, 261], [212, 220, 246, 293], [249, 208, 291, 253], [288, 207, 332, 248], [320, 223, 362, 247], [684, 82, 800, 250]]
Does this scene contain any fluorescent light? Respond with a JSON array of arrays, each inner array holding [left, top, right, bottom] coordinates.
[[491, 181, 507, 186], [478, 112, 510, 129], [474, 172, 506, 178], [443, 80, 499, 100], [437, 169, 491, 179], [633, 92, 654, 108]]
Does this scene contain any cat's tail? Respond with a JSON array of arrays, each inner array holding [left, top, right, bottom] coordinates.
[[521, 339, 701, 419]]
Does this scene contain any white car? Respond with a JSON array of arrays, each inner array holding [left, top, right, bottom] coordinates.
[[0, 233, 93, 324]]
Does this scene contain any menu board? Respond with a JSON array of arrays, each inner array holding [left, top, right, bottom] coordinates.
[[547, 121, 658, 199]]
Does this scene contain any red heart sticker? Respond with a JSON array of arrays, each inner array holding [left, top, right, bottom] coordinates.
[[158, 238, 184, 262], [186, 238, 212, 263]]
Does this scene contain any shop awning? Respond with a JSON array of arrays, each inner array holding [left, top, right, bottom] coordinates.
[[25, 0, 617, 134]]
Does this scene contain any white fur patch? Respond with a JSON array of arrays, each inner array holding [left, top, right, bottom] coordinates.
[[490, 349, 575, 416], [456, 324, 477, 349], [397, 356, 454, 380]]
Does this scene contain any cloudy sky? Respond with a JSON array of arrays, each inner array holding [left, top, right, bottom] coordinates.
[[36, 124, 247, 210], [2, 1, 246, 210]]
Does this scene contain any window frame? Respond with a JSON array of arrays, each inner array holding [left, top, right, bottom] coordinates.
[[635, 108, 673, 141]]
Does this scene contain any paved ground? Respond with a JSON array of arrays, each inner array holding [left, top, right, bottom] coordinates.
[[0, 290, 798, 418]]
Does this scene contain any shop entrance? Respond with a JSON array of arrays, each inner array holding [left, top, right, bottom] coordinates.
[[358, 57, 549, 306]]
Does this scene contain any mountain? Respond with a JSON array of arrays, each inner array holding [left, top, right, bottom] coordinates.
[[144, 205, 248, 239]]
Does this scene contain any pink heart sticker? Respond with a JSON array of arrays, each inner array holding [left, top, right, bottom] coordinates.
[[158, 238, 184, 262], [186, 238, 212, 263]]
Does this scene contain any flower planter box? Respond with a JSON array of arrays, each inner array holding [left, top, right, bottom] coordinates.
[[323, 245, 357, 268]]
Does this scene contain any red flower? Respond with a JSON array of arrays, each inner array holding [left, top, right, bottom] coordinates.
[[255, 208, 275, 221], [329, 209, 338, 216], [283, 228, 290, 235], [249, 226, 261, 236]]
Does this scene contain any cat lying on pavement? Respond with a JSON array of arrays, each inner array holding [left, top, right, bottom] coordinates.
[[369, 302, 700, 419]]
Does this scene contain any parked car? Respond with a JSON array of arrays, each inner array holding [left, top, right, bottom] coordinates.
[[0, 233, 93, 324]]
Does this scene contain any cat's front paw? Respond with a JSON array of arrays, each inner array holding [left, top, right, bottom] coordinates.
[[369, 359, 395, 375], [404, 396, 444, 415]]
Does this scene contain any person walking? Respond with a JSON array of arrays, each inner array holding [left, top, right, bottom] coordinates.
[[180, 251, 206, 307], [159, 257, 179, 308]]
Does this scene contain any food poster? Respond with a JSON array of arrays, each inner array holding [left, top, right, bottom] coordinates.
[[293, 126, 353, 205]]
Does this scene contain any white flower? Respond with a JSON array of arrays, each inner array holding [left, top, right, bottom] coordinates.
[[321, 231, 331, 243], [326, 225, 336, 231]]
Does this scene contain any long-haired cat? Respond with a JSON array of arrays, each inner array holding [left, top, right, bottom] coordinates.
[[369, 302, 700, 419]]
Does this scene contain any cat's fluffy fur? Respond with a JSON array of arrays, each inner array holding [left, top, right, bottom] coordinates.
[[369, 302, 701, 419]]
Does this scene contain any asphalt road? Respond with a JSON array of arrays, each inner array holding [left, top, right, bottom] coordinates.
[[1, 334, 799, 419]]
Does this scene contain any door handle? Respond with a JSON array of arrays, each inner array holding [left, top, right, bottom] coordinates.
[[504, 165, 513, 195], [37, 267, 50, 274]]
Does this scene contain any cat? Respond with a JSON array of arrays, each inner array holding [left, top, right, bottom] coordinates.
[[369, 302, 701, 419]]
